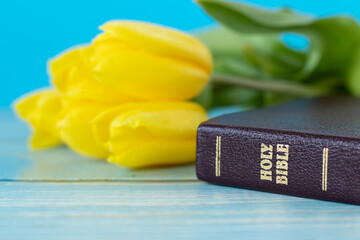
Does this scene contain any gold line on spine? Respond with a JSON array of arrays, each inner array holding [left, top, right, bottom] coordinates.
[[215, 136, 221, 177], [322, 148, 329, 191], [218, 136, 221, 176]]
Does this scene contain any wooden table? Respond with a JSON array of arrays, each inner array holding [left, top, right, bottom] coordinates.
[[2, 108, 360, 239]]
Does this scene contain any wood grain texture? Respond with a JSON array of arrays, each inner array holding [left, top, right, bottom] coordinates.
[[3, 108, 360, 239], [1, 182, 360, 240]]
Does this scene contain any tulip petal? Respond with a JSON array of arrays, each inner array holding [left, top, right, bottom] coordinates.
[[91, 102, 208, 168], [110, 109, 207, 139], [91, 21, 213, 101], [93, 49, 209, 100], [92, 102, 206, 144], [49, 45, 135, 105], [99, 21, 213, 73], [57, 103, 110, 158], [49, 46, 87, 92], [108, 139, 196, 168], [14, 89, 63, 149], [30, 131, 62, 149]]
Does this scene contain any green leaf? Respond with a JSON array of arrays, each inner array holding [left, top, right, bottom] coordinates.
[[211, 86, 262, 109], [196, 27, 307, 79], [195, 27, 250, 59], [197, 0, 360, 96], [196, 0, 314, 34], [211, 73, 331, 97], [310, 17, 360, 75], [196, 0, 360, 109], [191, 84, 213, 109], [347, 45, 360, 96], [261, 92, 298, 107], [216, 56, 266, 79], [197, 0, 360, 74], [196, 0, 322, 78]]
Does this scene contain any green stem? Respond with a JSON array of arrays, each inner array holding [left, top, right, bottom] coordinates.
[[211, 74, 329, 97]]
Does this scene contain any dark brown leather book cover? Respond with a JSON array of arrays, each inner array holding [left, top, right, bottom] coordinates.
[[196, 96, 360, 205]]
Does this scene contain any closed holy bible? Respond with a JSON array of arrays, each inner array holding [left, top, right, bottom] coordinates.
[[196, 96, 360, 205]]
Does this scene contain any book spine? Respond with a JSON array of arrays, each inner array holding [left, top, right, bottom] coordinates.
[[196, 124, 360, 205]]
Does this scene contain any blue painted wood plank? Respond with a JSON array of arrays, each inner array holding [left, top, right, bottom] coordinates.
[[1, 182, 360, 240], [0, 108, 197, 181], [3, 107, 360, 239]]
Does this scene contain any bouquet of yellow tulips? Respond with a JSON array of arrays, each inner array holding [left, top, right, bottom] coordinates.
[[15, 21, 212, 168], [15, 0, 360, 168]]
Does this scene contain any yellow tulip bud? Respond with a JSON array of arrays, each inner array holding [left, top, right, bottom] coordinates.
[[57, 103, 111, 158], [14, 89, 63, 149], [49, 45, 136, 105], [91, 102, 208, 168], [91, 20, 213, 101]]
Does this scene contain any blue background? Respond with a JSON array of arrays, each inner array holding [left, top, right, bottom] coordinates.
[[1, 0, 359, 106]]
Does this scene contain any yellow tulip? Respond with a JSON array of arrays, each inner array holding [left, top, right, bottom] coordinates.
[[57, 103, 111, 158], [91, 20, 213, 101], [14, 20, 213, 169], [14, 89, 63, 149], [92, 102, 208, 168], [49, 45, 135, 105]]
